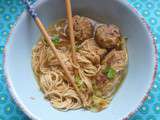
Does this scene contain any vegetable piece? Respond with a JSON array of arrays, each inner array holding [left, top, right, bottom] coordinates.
[[107, 68, 116, 79], [75, 75, 83, 86], [90, 95, 107, 112], [103, 67, 116, 80], [75, 75, 86, 91], [89, 106, 98, 112], [95, 90, 102, 97], [52, 35, 60, 45]]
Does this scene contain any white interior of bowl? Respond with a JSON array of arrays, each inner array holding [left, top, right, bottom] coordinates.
[[4, 0, 156, 120]]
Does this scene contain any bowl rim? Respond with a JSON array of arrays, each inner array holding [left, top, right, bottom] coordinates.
[[121, 2, 158, 119], [3, 0, 158, 120]]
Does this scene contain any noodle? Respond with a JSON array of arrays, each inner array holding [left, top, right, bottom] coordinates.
[[32, 16, 128, 112]]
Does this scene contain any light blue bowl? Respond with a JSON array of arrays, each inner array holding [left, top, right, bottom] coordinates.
[[4, 0, 157, 120]]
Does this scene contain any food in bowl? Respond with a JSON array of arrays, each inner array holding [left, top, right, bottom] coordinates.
[[32, 15, 128, 112]]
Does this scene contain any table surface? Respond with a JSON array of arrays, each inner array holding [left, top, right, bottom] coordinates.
[[0, 0, 160, 120]]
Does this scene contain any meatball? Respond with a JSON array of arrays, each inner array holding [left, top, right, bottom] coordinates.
[[79, 38, 107, 64], [95, 24, 121, 49], [101, 50, 128, 71], [66, 15, 94, 43]]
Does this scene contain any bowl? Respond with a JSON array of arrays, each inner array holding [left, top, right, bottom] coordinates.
[[4, 0, 157, 120]]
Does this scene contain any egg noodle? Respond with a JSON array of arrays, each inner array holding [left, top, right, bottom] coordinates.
[[32, 16, 128, 112]]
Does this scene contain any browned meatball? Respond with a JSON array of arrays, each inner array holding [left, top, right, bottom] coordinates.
[[101, 50, 128, 71], [95, 24, 121, 49], [66, 15, 94, 43], [79, 38, 107, 64]]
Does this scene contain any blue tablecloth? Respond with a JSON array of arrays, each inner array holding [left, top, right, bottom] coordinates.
[[0, 0, 159, 120]]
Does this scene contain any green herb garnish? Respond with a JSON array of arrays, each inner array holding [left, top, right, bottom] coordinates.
[[75, 75, 86, 91], [52, 35, 60, 45], [103, 67, 116, 80], [75, 75, 83, 87], [75, 75, 81, 83]]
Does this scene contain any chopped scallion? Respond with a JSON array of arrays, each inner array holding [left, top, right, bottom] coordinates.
[[75, 75, 83, 87], [52, 35, 60, 45], [74, 75, 86, 91], [103, 67, 116, 80]]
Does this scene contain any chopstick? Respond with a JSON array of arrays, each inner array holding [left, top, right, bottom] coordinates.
[[65, 0, 77, 65], [22, 0, 85, 106]]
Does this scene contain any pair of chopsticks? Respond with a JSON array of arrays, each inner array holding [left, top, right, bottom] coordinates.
[[22, 0, 84, 105]]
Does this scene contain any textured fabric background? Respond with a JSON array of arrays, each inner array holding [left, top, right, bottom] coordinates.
[[0, 0, 159, 120]]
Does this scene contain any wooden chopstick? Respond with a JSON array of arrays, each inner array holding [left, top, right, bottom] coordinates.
[[35, 18, 85, 103], [65, 0, 77, 65], [22, 0, 85, 106]]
